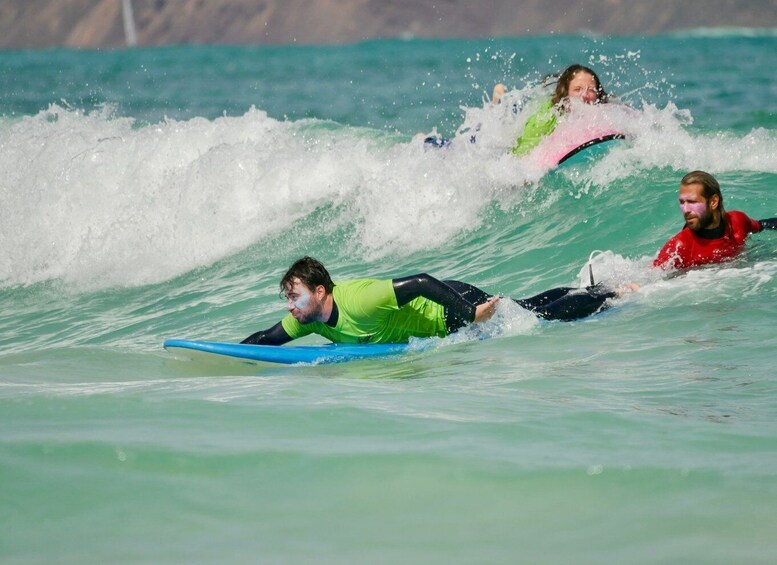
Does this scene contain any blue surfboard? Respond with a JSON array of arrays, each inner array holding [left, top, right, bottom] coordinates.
[[163, 338, 417, 366]]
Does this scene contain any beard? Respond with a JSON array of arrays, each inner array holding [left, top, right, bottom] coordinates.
[[698, 207, 717, 230], [686, 206, 716, 231], [295, 299, 324, 324]]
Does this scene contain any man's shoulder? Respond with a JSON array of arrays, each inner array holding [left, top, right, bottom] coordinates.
[[333, 278, 397, 307], [727, 210, 749, 222], [726, 210, 761, 236], [333, 278, 391, 293], [664, 226, 693, 245], [726, 209, 756, 225]]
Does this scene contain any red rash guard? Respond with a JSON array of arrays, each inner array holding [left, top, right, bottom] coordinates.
[[653, 210, 762, 270]]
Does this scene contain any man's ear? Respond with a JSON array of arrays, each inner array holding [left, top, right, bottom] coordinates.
[[709, 194, 720, 211], [314, 284, 327, 299]]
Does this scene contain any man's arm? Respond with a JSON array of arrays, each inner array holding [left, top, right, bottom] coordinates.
[[759, 218, 777, 230], [653, 240, 677, 269], [241, 321, 293, 346], [393, 273, 479, 325], [653, 231, 686, 270]]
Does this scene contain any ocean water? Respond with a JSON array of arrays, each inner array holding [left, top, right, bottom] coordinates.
[[2, 32, 777, 563]]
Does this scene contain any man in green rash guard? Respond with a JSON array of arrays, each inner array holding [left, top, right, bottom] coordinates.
[[241, 257, 621, 346]]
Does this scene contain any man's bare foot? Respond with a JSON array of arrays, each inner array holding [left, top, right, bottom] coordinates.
[[474, 296, 501, 323], [616, 283, 640, 297]]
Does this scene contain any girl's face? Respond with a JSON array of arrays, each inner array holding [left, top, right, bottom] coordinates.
[[567, 71, 599, 104]]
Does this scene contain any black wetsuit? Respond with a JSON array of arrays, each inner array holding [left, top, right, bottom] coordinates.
[[435, 278, 616, 330], [242, 274, 617, 345]]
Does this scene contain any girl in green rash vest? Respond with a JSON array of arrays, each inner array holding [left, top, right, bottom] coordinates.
[[493, 64, 610, 156]]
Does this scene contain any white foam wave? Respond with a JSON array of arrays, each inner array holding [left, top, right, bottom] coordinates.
[[575, 249, 777, 311], [455, 87, 777, 188], [586, 103, 777, 183], [0, 104, 534, 289], [2, 98, 775, 290], [1, 105, 333, 288]]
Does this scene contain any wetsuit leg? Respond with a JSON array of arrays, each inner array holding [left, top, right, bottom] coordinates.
[[514, 284, 617, 322], [514, 287, 576, 309], [427, 279, 615, 330], [444, 280, 616, 323]]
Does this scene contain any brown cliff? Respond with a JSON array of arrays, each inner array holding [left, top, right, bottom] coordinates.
[[1, 0, 776, 50]]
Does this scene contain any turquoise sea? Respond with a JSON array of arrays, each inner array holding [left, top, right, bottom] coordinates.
[[2, 32, 777, 563]]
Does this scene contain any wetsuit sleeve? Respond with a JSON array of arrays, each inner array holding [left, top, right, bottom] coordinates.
[[393, 274, 477, 325], [759, 218, 777, 230], [241, 321, 293, 345]]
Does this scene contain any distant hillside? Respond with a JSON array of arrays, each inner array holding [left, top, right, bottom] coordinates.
[[2, 0, 777, 49]]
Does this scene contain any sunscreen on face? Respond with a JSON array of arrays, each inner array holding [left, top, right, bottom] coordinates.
[[680, 201, 707, 216], [292, 291, 311, 310]]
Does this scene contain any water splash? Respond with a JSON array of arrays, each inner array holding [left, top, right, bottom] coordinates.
[[2, 95, 776, 290]]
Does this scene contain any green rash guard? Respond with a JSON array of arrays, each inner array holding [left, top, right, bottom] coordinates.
[[280, 279, 448, 344], [512, 99, 558, 156]]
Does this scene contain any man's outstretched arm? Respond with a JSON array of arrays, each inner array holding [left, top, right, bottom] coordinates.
[[241, 321, 293, 346]]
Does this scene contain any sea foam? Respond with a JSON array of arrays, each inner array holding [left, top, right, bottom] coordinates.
[[2, 98, 775, 290]]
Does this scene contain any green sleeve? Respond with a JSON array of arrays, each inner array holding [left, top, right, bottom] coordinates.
[[512, 99, 558, 156], [280, 313, 313, 340]]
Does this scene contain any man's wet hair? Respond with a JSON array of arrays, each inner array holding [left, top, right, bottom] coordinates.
[[280, 256, 335, 295]]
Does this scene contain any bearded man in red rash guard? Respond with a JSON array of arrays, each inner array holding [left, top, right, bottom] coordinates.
[[653, 171, 777, 271]]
